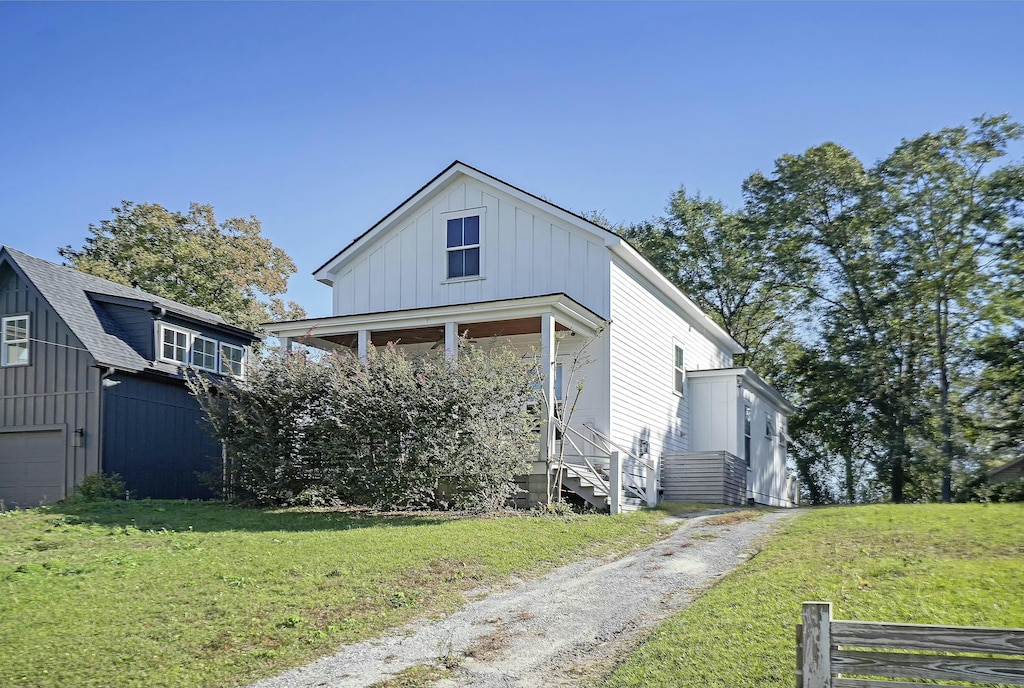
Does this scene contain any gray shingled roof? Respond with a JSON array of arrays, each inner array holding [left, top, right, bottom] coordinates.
[[1, 246, 243, 372]]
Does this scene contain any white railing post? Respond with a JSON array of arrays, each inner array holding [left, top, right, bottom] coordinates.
[[357, 329, 369, 364], [609, 451, 622, 515], [801, 602, 832, 688], [646, 454, 659, 507]]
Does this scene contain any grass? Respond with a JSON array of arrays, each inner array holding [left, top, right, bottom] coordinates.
[[0, 499, 678, 688], [602, 503, 1024, 688]]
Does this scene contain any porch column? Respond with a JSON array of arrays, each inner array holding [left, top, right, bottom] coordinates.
[[279, 336, 291, 354], [357, 329, 369, 364], [444, 321, 458, 361], [540, 313, 556, 468]]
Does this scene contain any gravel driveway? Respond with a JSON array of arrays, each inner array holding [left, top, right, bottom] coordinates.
[[248, 508, 796, 688]]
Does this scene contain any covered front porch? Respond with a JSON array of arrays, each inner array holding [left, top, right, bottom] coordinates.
[[262, 294, 612, 509]]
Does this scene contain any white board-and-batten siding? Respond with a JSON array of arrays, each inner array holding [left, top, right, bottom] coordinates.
[[331, 177, 611, 319], [607, 257, 733, 465]]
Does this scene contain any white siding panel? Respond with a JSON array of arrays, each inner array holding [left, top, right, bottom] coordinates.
[[367, 247, 385, 312], [608, 258, 733, 471], [330, 174, 611, 318], [383, 235, 401, 310]]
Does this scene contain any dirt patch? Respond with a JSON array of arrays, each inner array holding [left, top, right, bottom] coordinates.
[[703, 509, 766, 526], [248, 509, 797, 688]]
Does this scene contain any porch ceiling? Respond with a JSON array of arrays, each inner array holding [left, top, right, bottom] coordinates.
[[320, 318, 570, 348]]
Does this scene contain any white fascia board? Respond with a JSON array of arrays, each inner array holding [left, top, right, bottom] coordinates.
[[262, 294, 607, 341], [312, 163, 620, 286], [610, 242, 744, 356]]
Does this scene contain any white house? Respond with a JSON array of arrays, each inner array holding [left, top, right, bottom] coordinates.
[[265, 161, 797, 510]]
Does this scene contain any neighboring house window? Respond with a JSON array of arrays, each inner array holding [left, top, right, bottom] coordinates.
[[446, 214, 481, 279], [673, 345, 685, 395], [192, 336, 218, 371], [744, 405, 752, 466], [220, 344, 246, 377], [160, 325, 190, 365], [1, 315, 30, 366]]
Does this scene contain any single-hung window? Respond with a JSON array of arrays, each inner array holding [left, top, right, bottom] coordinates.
[[446, 214, 480, 279], [220, 343, 246, 377], [1, 315, 30, 366], [673, 345, 685, 394], [744, 405, 752, 466], [192, 336, 218, 371], [160, 325, 190, 364]]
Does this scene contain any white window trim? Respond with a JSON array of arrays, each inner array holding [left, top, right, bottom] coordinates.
[[672, 342, 686, 396], [1, 314, 30, 367], [220, 343, 246, 378], [191, 335, 219, 372], [441, 207, 485, 283], [158, 323, 192, 366], [765, 411, 774, 440]]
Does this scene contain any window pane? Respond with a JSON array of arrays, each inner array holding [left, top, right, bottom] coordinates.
[[463, 247, 479, 276], [675, 346, 684, 368], [447, 218, 463, 248], [448, 249, 464, 279], [554, 363, 563, 402], [463, 215, 479, 245], [6, 318, 27, 340], [6, 342, 28, 365], [675, 369, 684, 393]]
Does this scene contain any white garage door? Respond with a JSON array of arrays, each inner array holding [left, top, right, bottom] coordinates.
[[0, 429, 66, 509]]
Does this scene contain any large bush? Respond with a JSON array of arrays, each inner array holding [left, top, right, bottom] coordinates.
[[189, 342, 538, 510]]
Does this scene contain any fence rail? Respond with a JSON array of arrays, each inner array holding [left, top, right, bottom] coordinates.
[[797, 601, 1024, 688]]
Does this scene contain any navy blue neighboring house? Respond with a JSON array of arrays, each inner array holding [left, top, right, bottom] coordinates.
[[0, 246, 258, 508]]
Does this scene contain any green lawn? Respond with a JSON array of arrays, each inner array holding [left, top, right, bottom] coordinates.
[[603, 503, 1024, 688], [0, 500, 678, 688]]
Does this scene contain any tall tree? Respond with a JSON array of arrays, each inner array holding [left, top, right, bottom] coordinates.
[[615, 189, 807, 373], [744, 142, 927, 502], [60, 201, 306, 330], [877, 115, 1024, 501]]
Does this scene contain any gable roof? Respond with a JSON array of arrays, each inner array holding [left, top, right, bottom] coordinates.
[[1, 246, 253, 372], [313, 161, 743, 355]]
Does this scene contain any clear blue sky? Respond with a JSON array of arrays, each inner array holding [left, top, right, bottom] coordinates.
[[3, 2, 1022, 317]]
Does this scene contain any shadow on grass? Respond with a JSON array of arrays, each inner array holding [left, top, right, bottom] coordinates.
[[42, 499, 462, 533]]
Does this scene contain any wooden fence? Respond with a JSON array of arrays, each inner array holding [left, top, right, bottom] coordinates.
[[661, 451, 747, 505], [797, 601, 1024, 687]]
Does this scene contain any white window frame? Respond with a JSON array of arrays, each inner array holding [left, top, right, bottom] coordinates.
[[765, 411, 774, 440], [441, 207, 485, 283], [672, 343, 685, 396], [191, 335, 219, 372], [220, 343, 246, 378], [158, 324, 192, 366], [1, 314, 30, 367]]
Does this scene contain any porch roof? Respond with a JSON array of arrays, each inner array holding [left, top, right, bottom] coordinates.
[[261, 293, 607, 346]]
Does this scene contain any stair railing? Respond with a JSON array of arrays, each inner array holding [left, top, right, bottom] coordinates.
[[557, 420, 651, 507]]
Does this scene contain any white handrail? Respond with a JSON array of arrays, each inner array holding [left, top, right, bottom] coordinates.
[[581, 423, 656, 472]]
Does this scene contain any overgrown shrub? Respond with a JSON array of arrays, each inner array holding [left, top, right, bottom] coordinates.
[[73, 472, 126, 501], [189, 341, 538, 510]]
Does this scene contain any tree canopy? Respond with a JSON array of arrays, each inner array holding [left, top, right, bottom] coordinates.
[[59, 201, 306, 331], [605, 114, 1024, 503]]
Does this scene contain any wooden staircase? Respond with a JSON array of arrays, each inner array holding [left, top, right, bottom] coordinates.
[[557, 462, 645, 511]]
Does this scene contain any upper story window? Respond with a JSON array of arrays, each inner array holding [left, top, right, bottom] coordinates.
[[765, 411, 774, 440], [160, 325, 190, 365], [158, 323, 246, 378], [673, 345, 685, 395], [192, 336, 218, 372], [446, 213, 481, 279], [1, 315, 30, 366], [220, 343, 246, 378]]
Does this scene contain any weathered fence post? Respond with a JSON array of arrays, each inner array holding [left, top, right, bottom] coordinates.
[[609, 451, 622, 515], [801, 602, 832, 688]]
